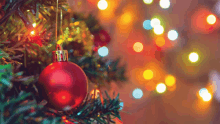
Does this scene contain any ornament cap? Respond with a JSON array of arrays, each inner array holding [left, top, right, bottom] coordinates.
[[52, 45, 68, 62]]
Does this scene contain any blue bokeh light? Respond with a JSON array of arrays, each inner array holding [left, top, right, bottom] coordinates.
[[143, 20, 152, 30], [98, 46, 109, 57], [132, 88, 143, 99], [119, 101, 124, 110]]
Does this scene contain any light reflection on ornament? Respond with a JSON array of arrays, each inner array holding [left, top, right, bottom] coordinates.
[[132, 88, 143, 99], [143, 20, 152, 30], [133, 42, 144, 52], [97, 0, 108, 10], [159, 0, 170, 9], [168, 30, 178, 41], [55, 91, 72, 104], [98, 46, 109, 57]]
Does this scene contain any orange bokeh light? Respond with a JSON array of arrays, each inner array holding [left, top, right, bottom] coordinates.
[[155, 37, 165, 47], [133, 42, 143, 52], [120, 12, 132, 25]]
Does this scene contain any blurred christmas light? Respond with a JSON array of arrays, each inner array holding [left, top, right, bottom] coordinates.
[[202, 92, 212, 102], [97, 0, 108, 10], [207, 14, 216, 25], [132, 88, 143, 99], [121, 12, 132, 25], [98, 46, 109, 57], [119, 100, 124, 110], [155, 37, 165, 47], [143, 20, 152, 30], [32, 23, 36, 28], [199, 88, 208, 97], [165, 75, 176, 87], [30, 31, 35, 35], [143, 69, 153, 80], [188, 52, 199, 63], [159, 0, 170, 9], [133, 42, 143, 52], [90, 89, 100, 99], [151, 18, 160, 28], [156, 83, 166, 93], [143, 0, 153, 4], [153, 25, 164, 35], [168, 30, 178, 41]]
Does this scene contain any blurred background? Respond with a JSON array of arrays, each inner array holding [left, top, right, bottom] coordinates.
[[68, 0, 220, 123]]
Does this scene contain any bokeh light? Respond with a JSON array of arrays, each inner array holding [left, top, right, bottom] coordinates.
[[207, 14, 216, 25], [165, 75, 176, 87], [202, 92, 212, 102], [133, 42, 144, 52], [98, 46, 109, 57], [143, 20, 153, 30], [119, 100, 124, 110], [153, 25, 164, 35], [120, 12, 132, 25], [159, 0, 170, 9], [155, 37, 165, 47], [90, 89, 100, 99], [143, 0, 153, 4], [32, 23, 36, 28], [199, 88, 208, 97], [143, 69, 153, 80], [168, 30, 178, 41], [156, 83, 166, 93], [188, 52, 199, 63], [97, 0, 108, 10], [151, 18, 160, 28], [30, 31, 35, 35], [132, 88, 143, 99]]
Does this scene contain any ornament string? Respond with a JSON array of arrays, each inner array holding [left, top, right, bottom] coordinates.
[[55, 0, 58, 43]]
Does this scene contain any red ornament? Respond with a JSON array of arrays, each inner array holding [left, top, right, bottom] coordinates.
[[94, 30, 110, 47], [38, 46, 88, 111]]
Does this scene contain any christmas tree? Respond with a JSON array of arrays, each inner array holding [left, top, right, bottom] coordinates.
[[0, 0, 127, 123]]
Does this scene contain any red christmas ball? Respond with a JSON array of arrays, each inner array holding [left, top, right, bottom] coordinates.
[[38, 61, 88, 111]]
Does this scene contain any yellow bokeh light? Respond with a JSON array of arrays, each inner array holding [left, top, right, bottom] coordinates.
[[30, 31, 35, 35], [151, 18, 160, 28], [121, 12, 132, 25], [133, 42, 143, 52], [153, 25, 164, 35], [143, 70, 153, 80], [165, 75, 176, 87], [97, 0, 108, 10], [202, 92, 212, 102], [155, 37, 165, 47], [189, 52, 199, 63], [207, 14, 216, 25], [156, 83, 166, 93], [32, 23, 36, 28], [143, 0, 153, 4]]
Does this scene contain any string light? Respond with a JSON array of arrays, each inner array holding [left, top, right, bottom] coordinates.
[[207, 14, 216, 25], [143, 0, 153, 4], [156, 83, 166, 93], [151, 18, 160, 28], [155, 37, 165, 47], [32, 23, 36, 28], [30, 31, 35, 35], [168, 30, 178, 41], [188, 52, 199, 63], [90, 89, 100, 99], [98, 46, 109, 57], [159, 0, 170, 9], [133, 42, 143, 52], [143, 20, 152, 30], [153, 25, 164, 35], [132, 88, 143, 99], [97, 0, 108, 10], [143, 69, 153, 80], [165, 75, 176, 87]]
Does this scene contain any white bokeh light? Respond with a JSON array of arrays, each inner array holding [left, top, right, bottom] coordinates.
[[151, 18, 160, 28], [132, 88, 143, 99], [159, 0, 170, 9], [168, 30, 178, 41], [153, 25, 164, 35], [98, 46, 109, 57]]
